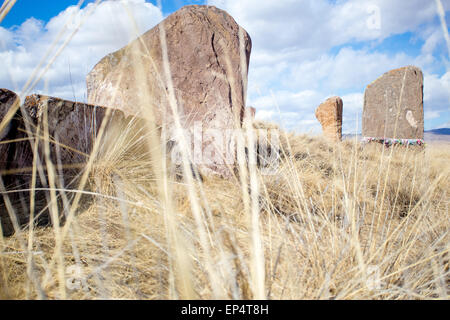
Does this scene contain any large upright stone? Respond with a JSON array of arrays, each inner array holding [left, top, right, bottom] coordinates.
[[0, 93, 129, 236], [315, 96, 343, 142], [86, 5, 252, 177], [362, 66, 424, 139]]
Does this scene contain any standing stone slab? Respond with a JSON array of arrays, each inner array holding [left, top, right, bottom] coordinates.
[[315, 96, 343, 142], [86, 5, 252, 177], [362, 66, 424, 140], [0, 94, 129, 236]]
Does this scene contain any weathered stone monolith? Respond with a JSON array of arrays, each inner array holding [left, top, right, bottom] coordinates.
[[86, 5, 252, 177], [362, 66, 424, 140]]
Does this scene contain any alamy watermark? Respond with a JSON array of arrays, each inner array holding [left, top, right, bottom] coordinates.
[[366, 4, 381, 30], [167, 121, 281, 175]]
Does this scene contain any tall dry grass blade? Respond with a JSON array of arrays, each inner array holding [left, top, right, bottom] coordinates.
[[158, 18, 215, 300], [41, 97, 66, 299], [435, 0, 450, 58], [120, 3, 198, 299], [370, 68, 408, 256], [0, 0, 16, 24], [25, 113, 42, 299], [239, 26, 265, 300], [0, 175, 46, 298], [41, 102, 119, 291]]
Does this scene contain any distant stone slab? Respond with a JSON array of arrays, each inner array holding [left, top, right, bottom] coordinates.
[[86, 5, 252, 177], [362, 66, 424, 139], [315, 96, 343, 142], [0, 93, 129, 236]]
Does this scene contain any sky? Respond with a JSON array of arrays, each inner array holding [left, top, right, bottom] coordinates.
[[0, 0, 449, 134]]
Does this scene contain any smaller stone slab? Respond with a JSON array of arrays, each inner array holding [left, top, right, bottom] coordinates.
[[315, 96, 343, 142]]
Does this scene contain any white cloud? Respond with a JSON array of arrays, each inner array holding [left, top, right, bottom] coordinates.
[[424, 71, 450, 112], [247, 45, 427, 133], [0, 26, 13, 49], [209, 0, 450, 132], [279, 48, 414, 92], [437, 121, 450, 128], [0, 0, 163, 101], [209, 0, 443, 54], [341, 92, 364, 132], [255, 110, 275, 121], [425, 110, 441, 120]]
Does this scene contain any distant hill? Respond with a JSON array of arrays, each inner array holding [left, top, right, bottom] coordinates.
[[424, 128, 450, 143], [426, 128, 450, 135]]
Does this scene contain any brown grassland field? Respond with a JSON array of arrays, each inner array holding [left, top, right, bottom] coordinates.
[[0, 118, 448, 300]]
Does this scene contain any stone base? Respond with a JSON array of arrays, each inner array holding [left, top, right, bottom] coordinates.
[[362, 137, 425, 147]]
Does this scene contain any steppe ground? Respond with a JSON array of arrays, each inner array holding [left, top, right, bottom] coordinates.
[[0, 121, 448, 300]]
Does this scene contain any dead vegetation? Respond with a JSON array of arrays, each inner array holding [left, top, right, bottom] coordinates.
[[0, 122, 448, 300], [0, 0, 448, 301]]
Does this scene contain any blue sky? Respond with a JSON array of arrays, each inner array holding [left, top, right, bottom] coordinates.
[[0, 0, 449, 133]]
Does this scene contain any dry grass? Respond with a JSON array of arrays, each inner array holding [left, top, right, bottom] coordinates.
[[0, 121, 448, 300]]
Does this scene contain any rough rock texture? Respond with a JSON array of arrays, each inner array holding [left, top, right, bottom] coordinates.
[[315, 96, 343, 142], [86, 5, 252, 177], [0, 93, 129, 236], [0, 89, 19, 133], [362, 66, 424, 139], [0, 89, 20, 169]]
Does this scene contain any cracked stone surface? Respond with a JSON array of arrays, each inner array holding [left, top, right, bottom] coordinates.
[[315, 96, 343, 142], [362, 66, 424, 139], [87, 5, 252, 177], [0, 93, 130, 236]]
